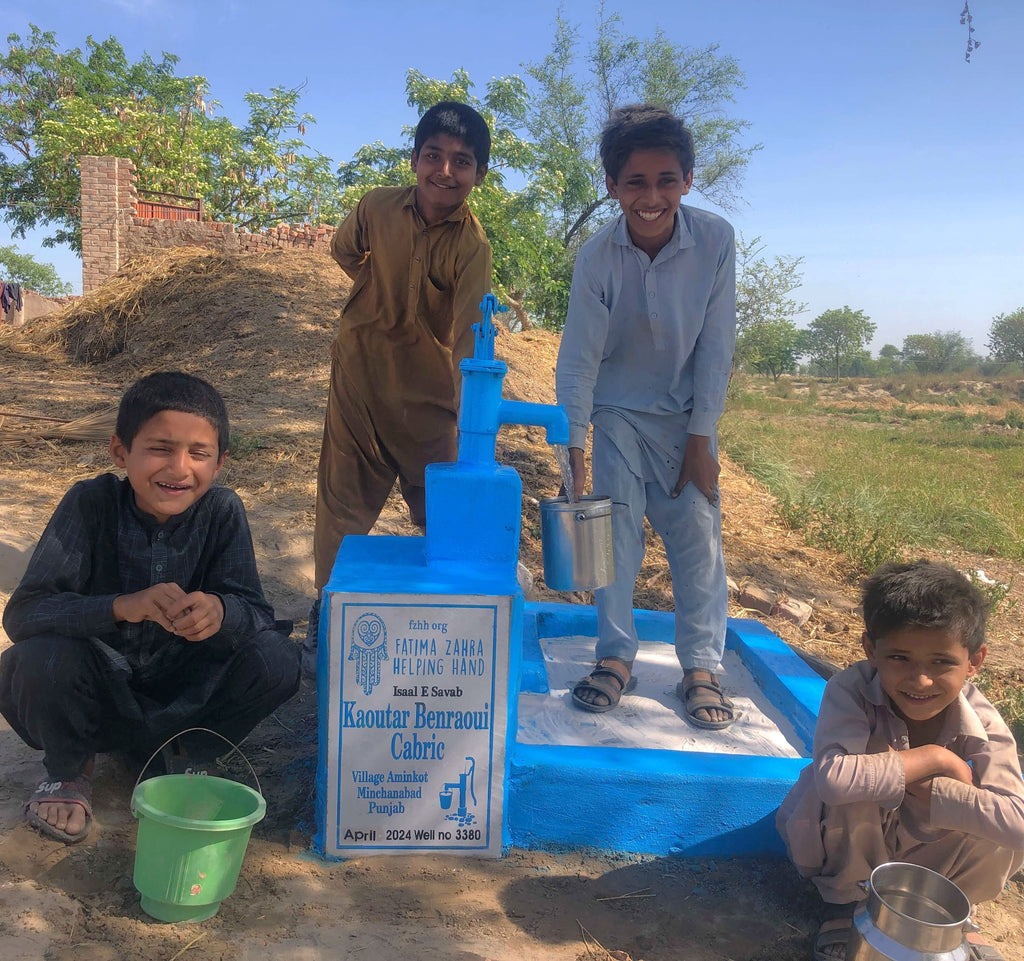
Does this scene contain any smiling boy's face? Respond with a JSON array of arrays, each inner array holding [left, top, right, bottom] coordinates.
[[862, 626, 985, 730], [110, 409, 225, 524], [410, 133, 486, 225], [607, 147, 693, 259]]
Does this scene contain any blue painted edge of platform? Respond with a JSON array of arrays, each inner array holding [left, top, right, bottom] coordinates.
[[508, 742, 808, 857], [510, 601, 827, 858]]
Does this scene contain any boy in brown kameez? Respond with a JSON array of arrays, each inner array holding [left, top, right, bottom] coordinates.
[[777, 561, 1024, 960], [307, 102, 492, 672]]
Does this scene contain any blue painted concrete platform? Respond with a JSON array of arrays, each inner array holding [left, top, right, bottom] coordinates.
[[506, 602, 826, 858]]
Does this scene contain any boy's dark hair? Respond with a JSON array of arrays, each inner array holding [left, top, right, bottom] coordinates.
[[414, 101, 491, 169], [600, 104, 695, 183], [115, 371, 230, 456], [862, 560, 988, 655]]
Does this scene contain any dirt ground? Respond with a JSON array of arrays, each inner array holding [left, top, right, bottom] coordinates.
[[1, 247, 1022, 961]]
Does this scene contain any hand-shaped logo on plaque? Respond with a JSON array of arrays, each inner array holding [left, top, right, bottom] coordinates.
[[348, 612, 389, 695]]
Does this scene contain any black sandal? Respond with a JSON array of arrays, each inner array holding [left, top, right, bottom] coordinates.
[[571, 658, 637, 713]]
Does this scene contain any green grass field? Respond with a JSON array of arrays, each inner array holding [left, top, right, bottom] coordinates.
[[720, 377, 1024, 574]]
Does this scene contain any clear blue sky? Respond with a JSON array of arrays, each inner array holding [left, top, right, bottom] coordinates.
[[2, 0, 1022, 354]]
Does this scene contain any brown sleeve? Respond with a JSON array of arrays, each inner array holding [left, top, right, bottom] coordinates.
[[331, 196, 369, 281], [450, 233, 493, 408]]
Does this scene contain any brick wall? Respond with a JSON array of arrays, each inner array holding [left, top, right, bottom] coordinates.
[[79, 156, 336, 292], [80, 156, 137, 293]]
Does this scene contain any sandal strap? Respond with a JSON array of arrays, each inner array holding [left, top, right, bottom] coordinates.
[[591, 658, 632, 689], [682, 677, 734, 709], [26, 776, 93, 817]]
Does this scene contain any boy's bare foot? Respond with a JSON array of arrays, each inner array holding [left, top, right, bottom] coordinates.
[[25, 757, 94, 843], [678, 669, 735, 729]]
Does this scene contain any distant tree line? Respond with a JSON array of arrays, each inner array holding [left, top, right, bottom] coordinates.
[[735, 301, 1024, 382]]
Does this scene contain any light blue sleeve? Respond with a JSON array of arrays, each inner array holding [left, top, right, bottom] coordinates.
[[688, 222, 737, 437], [556, 250, 611, 450]]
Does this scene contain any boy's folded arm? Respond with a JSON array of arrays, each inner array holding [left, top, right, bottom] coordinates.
[[929, 776, 1024, 850], [330, 198, 369, 280], [929, 707, 1024, 850], [815, 746, 906, 808], [2, 479, 120, 642]]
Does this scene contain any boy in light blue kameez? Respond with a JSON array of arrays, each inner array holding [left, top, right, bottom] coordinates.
[[555, 104, 736, 727]]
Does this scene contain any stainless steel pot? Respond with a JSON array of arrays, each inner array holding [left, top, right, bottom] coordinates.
[[846, 862, 976, 960], [540, 495, 615, 591]]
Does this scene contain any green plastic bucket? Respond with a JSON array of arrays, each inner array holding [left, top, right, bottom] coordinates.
[[131, 774, 266, 923]]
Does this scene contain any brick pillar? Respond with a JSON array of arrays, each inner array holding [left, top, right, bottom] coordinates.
[[80, 155, 137, 293]]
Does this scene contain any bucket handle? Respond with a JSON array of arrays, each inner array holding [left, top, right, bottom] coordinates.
[[131, 727, 263, 813]]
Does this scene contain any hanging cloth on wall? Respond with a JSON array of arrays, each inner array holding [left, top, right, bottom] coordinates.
[[1, 282, 23, 314]]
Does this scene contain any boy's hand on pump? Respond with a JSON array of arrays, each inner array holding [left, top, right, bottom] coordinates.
[[569, 447, 587, 500], [673, 434, 720, 503]]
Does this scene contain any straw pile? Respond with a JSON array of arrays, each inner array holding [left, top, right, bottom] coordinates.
[[0, 406, 118, 446], [2, 246, 346, 379]]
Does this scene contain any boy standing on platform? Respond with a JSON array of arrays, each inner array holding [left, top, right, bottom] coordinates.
[[556, 104, 737, 727]]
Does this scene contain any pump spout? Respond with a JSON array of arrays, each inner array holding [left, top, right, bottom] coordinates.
[[498, 399, 569, 446]]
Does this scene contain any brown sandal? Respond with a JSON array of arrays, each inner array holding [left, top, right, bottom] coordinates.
[[677, 673, 736, 730], [572, 658, 637, 713]]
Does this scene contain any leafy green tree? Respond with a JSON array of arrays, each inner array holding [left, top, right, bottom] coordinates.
[[876, 343, 902, 374], [736, 316, 801, 382], [735, 235, 806, 334], [988, 308, 1024, 366], [900, 331, 975, 373], [0, 26, 340, 251], [733, 233, 805, 375], [802, 306, 876, 381], [0, 243, 72, 295], [524, 4, 759, 253]]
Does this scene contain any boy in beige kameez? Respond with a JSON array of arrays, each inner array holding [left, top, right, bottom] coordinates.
[[306, 102, 492, 672], [777, 560, 1024, 960]]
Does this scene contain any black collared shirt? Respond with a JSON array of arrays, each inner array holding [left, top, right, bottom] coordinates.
[[3, 473, 275, 684]]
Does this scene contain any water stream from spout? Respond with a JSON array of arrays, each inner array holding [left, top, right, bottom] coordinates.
[[553, 444, 576, 504]]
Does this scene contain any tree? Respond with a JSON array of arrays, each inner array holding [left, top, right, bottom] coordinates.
[[900, 331, 975, 373], [524, 4, 759, 255], [988, 308, 1024, 367], [733, 233, 805, 374], [877, 343, 902, 374], [802, 306, 876, 381], [736, 316, 801, 381], [735, 235, 806, 335], [0, 243, 72, 295], [0, 26, 341, 251], [337, 7, 758, 329]]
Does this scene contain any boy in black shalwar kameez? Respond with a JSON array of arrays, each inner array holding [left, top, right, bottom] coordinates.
[[0, 372, 300, 843]]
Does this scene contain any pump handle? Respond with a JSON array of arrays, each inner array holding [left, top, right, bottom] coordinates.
[[473, 293, 508, 361]]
